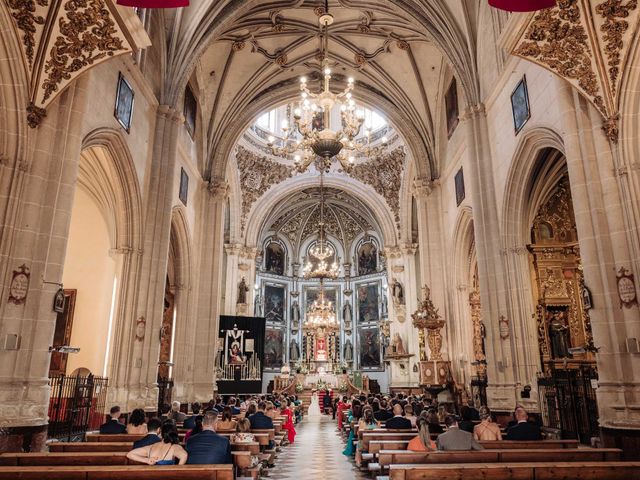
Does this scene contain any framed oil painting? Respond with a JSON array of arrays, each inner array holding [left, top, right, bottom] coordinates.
[[114, 72, 134, 133], [264, 327, 284, 370], [511, 75, 530, 134], [179, 167, 189, 206], [357, 242, 378, 276], [264, 284, 286, 323], [265, 242, 285, 275], [455, 167, 465, 206], [357, 282, 379, 323], [358, 325, 381, 370]]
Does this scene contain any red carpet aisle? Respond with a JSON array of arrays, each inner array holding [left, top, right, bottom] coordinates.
[[268, 416, 366, 479]]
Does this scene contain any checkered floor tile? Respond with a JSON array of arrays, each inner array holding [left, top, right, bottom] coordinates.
[[265, 415, 367, 479]]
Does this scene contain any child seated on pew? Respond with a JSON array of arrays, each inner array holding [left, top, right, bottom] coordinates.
[[408, 417, 436, 452], [127, 421, 188, 465], [231, 418, 259, 468]]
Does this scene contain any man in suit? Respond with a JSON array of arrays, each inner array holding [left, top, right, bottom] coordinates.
[[183, 402, 201, 430], [132, 417, 162, 449], [437, 415, 484, 451], [228, 397, 241, 415], [374, 399, 393, 422], [384, 403, 412, 429], [99, 406, 127, 434], [169, 401, 186, 422], [506, 407, 542, 440], [249, 401, 274, 430], [185, 411, 232, 465]]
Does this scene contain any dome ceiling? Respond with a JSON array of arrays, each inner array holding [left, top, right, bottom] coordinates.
[[264, 186, 379, 253], [189, 1, 470, 181]]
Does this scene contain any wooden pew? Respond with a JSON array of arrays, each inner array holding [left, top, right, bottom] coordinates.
[[387, 462, 640, 480], [49, 440, 265, 454], [0, 465, 234, 480], [0, 452, 131, 467], [377, 448, 622, 467]]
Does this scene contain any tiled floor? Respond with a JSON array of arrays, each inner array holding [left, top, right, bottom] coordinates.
[[267, 415, 367, 479]]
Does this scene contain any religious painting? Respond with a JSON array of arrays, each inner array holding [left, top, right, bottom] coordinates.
[[179, 167, 189, 206], [445, 77, 459, 138], [455, 168, 465, 206], [265, 242, 285, 275], [357, 283, 380, 323], [511, 75, 530, 134], [114, 72, 135, 133], [358, 326, 381, 369], [357, 242, 378, 276], [264, 328, 284, 370], [183, 85, 197, 137], [305, 286, 337, 312], [49, 289, 77, 376], [264, 284, 286, 323], [225, 326, 247, 365]]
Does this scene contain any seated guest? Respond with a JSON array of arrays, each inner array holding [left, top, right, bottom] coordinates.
[[249, 401, 274, 430], [133, 417, 163, 449], [127, 408, 148, 435], [228, 397, 241, 415], [159, 403, 171, 421], [437, 415, 483, 451], [265, 401, 278, 420], [342, 400, 362, 456], [184, 416, 203, 442], [408, 417, 437, 451], [127, 421, 187, 465], [384, 403, 412, 430], [474, 407, 502, 441], [404, 404, 418, 428], [458, 406, 476, 433], [354, 407, 378, 467], [169, 401, 186, 422], [186, 411, 232, 464], [506, 407, 542, 441], [231, 418, 259, 468], [426, 411, 444, 434], [244, 402, 257, 419], [100, 406, 127, 434], [214, 397, 225, 412], [183, 402, 201, 430], [217, 406, 237, 431], [374, 400, 393, 422]]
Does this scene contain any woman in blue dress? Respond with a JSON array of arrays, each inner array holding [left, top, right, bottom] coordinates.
[[127, 421, 188, 465], [342, 399, 363, 456]]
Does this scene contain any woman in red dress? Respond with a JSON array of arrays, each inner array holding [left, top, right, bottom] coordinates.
[[336, 396, 349, 430], [281, 399, 297, 443]]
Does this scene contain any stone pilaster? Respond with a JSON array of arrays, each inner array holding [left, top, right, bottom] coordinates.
[[0, 81, 88, 449], [559, 83, 640, 436], [462, 104, 519, 412]]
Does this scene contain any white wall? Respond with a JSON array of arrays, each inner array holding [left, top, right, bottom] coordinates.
[[62, 188, 117, 376]]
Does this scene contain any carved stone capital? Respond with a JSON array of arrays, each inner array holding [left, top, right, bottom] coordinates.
[[460, 103, 486, 121], [412, 178, 435, 198], [207, 177, 229, 200], [158, 105, 184, 124], [224, 243, 244, 256]]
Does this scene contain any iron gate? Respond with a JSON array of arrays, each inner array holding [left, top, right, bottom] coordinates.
[[48, 374, 108, 441], [537, 365, 599, 443]]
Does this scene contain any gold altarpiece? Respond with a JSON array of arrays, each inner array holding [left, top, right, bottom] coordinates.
[[528, 178, 596, 373]]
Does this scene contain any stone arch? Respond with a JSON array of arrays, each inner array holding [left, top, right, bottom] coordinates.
[[244, 175, 398, 251]]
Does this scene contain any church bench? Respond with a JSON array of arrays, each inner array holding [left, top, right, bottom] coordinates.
[[0, 465, 234, 480], [49, 441, 262, 454], [387, 462, 640, 480], [85, 433, 189, 443], [377, 448, 622, 467], [365, 437, 580, 454], [0, 452, 131, 467], [480, 439, 579, 449]]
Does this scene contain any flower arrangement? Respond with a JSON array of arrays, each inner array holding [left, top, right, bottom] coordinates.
[[316, 380, 328, 391], [338, 382, 349, 393], [295, 383, 304, 393]]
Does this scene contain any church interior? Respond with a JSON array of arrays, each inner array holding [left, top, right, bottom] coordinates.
[[1, 0, 640, 478]]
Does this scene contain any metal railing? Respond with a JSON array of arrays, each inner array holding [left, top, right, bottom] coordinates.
[[48, 374, 108, 441]]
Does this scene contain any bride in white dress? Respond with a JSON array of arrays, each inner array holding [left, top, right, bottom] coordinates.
[[307, 390, 322, 421]]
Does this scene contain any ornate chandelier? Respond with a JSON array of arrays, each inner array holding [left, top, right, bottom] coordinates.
[[304, 287, 339, 331], [267, 2, 388, 173]]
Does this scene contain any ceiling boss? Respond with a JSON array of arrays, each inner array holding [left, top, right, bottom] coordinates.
[[267, 1, 389, 173]]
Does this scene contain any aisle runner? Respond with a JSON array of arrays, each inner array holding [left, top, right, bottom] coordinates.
[[269, 416, 366, 480]]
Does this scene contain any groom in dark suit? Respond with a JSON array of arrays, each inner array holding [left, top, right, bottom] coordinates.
[[249, 401, 274, 430], [185, 411, 232, 464]]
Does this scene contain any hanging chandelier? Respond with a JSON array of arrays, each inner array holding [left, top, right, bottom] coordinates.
[[304, 287, 339, 331], [267, 1, 388, 173]]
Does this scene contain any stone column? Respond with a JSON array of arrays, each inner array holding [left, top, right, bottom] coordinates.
[[462, 104, 519, 412], [0, 81, 88, 451], [223, 243, 243, 316], [559, 83, 640, 451], [114, 106, 183, 411], [187, 179, 228, 401]]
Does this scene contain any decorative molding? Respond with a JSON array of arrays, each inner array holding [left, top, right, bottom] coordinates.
[[350, 147, 405, 228], [236, 146, 293, 231], [507, 0, 640, 143], [207, 176, 229, 201], [6, 0, 137, 127]]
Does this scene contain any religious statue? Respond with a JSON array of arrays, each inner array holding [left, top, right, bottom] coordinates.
[[343, 339, 354, 363], [237, 277, 249, 304], [290, 339, 300, 362], [291, 300, 301, 324], [392, 333, 407, 355], [392, 278, 405, 305], [549, 311, 571, 358], [229, 341, 245, 364], [254, 291, 263, 317], [343, 301, 353, 324]]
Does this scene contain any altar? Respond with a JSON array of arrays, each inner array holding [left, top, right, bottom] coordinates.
[[303, 372, 339, 388]]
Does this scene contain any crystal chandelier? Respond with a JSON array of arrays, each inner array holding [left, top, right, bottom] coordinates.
[[304, 287, 339, 331], [267, 2, 388, 173]]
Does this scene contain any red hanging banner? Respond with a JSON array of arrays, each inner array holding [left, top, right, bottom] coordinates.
[[488, 0, 556, 12], [117, 0, 189, 7]]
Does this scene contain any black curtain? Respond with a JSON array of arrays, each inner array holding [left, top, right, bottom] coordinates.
[[218, 315, 266, 394]]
